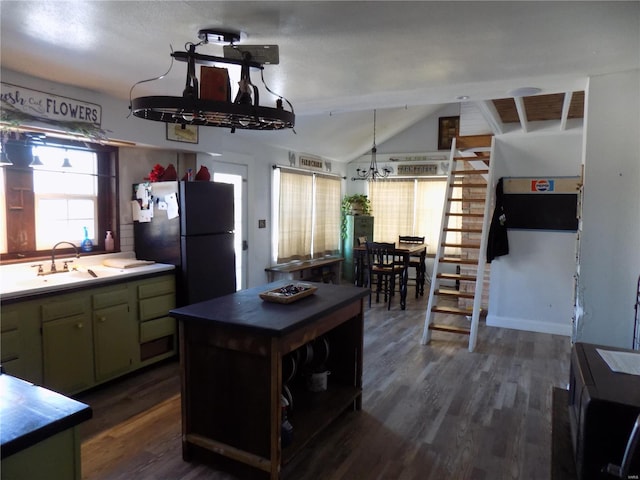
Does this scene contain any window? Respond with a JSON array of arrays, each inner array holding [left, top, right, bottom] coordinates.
[[369, 178, 461, 255], [273, 168, 341, 263], [0, 138, 117, 261]]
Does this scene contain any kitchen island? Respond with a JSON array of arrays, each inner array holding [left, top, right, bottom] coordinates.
[[170, 280, 368, 480], [0, 373, 92, 479]]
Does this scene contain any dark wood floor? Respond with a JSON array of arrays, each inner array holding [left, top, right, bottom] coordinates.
[[77, 291, 572, 480]]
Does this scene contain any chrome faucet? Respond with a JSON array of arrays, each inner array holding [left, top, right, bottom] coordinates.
[[47, 241, 80, 274]]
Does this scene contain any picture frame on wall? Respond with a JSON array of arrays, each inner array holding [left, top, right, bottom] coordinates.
[[166, 123, 198, 144], [438, 116, 459, 150]]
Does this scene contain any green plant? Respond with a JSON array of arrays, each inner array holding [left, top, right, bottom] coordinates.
[[340, 194, 371, 239]]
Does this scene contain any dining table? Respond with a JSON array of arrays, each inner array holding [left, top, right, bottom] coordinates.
[[353, 243, 427, 310]]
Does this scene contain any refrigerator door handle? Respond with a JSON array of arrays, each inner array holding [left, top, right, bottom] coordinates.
[[242, 240, 248, 251]]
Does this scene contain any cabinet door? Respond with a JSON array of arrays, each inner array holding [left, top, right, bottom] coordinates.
[[93, 303, 135, 382], [43, 314, 94, 394]]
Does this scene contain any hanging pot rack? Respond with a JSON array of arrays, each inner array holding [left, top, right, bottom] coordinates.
[[130, 30, 295, 132]]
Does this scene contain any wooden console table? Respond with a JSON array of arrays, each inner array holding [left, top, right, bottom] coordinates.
[[265, 256, 343, 284], [170, 281, 368, 479]]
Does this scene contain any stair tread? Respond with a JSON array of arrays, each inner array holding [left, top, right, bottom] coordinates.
[[431, 305, 474, 316], [428, 323, 472, 334], [452, 182, 487, 187], [437, 273, 477, 281], [436, 288, 475, 298], [443, 227, 483, 233], [442, 242, 481, 248], [446, 212, 485, 217], [448, 198, 485, 203], [440, 257, 480, 265]]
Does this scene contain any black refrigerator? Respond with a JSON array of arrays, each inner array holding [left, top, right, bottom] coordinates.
[[133, 180, 236, 307]]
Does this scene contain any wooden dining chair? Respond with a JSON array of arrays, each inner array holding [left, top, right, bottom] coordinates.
[[399, 235, 426, 298], [365, 242, 406, 310]]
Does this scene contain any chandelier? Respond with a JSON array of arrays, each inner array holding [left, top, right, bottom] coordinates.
[[130, 29, 295, 132], [353, 109, 391, 181]]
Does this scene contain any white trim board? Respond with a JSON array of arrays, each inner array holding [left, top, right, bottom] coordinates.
[[486, 314, 572, 337]]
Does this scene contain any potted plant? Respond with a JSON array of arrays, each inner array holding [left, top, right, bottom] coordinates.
[[341, 194, 371, 239]]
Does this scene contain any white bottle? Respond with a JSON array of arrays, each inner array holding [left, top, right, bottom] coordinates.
[[105, 231, 115, 252]]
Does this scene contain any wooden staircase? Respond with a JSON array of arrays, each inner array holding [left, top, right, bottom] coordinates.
[[421, 135, 495, 352]]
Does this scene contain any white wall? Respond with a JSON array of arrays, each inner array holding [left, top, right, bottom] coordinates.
[[486, 131, 583, 336], [576, 69, 640, 348]]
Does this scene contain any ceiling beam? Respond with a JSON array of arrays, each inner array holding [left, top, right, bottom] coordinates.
[[559, 91, 573, 131], [475, 100, 504, 135], [513, 97, 529, 133]]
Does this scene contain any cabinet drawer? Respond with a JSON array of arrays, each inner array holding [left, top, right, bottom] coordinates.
[[1, 310, 19, 332], [93, 288, 129, 309], [138, 278, 175, 300], [42, 299, 88, 322], [140, 316, 176, 343], [139, 294, 175, 322], [1, 329, 20, 361]]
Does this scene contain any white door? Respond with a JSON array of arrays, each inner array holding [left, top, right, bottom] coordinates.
[[198, 157, 248, 291]]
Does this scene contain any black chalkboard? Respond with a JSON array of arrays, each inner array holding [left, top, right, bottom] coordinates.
[[503, 193, 578, 231]]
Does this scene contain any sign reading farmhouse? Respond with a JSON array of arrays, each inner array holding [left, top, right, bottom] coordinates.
[[1, 82, 102, 126]]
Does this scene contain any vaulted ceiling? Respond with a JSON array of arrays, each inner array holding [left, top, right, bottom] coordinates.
[[0, 2, 638, 162]]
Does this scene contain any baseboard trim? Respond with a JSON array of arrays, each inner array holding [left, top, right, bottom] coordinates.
[[486, 314, 572, 336]]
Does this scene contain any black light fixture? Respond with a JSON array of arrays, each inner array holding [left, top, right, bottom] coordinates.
[[353, 110, 391, 181], [130, 29, 295, 132], [30, 155, 43, 167], [61, 150, 72, 168]]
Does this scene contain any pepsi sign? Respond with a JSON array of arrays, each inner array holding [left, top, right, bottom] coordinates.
[[531, 179, 555, 192]]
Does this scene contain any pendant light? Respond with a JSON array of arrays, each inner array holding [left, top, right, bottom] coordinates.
[[61, 150, 72, 168], [353, 110, 391, 181]]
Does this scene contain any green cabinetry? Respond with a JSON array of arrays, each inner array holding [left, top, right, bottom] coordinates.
[[92, 286, 136, 383], [42, 296, 94, 394], [1, 300, 43, 384], [1, 273, 176, 396], [342, 215, 374, 283]]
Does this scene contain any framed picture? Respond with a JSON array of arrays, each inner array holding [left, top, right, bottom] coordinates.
[[438, 116, 459, 150], [166, 123, 198, 144]]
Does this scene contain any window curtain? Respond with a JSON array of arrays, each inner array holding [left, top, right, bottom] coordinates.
[[277, 171, 313, 262], [415, 180, 461, 255], [369, 180, 415, 243], [313, 175, 341, 257], [369, 178, 461, 255]]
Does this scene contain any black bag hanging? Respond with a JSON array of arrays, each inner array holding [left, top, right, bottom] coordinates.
[[487, 177, 509, 263]]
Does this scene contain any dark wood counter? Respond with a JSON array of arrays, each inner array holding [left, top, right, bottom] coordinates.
[[171, 281, 368, 479], [0, 373, 92, 479]]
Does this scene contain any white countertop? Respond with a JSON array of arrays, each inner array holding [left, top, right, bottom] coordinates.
[[0, 253, 174, 301]]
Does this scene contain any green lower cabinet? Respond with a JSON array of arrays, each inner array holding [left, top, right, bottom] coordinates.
[[2, 273, 175, 396], [93, 303, 135, 382], [1, 428, 82, 480], [42, 313, 94, 395], [0, 301, 43, 384]]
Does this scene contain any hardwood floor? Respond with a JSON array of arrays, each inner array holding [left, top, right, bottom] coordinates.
[[77, 292, 572, 480]]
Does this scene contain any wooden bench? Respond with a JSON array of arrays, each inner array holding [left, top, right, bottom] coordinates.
[[265, 256, 343, 284]]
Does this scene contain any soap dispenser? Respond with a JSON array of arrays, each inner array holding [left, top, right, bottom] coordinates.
[[81, 227, 93, 252], [105, 231, 115, 252]]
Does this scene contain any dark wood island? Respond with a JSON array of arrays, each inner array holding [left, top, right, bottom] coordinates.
[[170, 281, 368, 480]]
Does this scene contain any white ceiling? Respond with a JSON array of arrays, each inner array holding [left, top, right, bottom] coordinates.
[[1, 1, 638, 162]]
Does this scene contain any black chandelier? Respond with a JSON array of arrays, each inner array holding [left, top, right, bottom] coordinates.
[[130, 29, 295, 132], [353, 109, 391, 181]]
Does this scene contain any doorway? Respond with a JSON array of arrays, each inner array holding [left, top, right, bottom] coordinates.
[[198, 157, 248, 291]]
